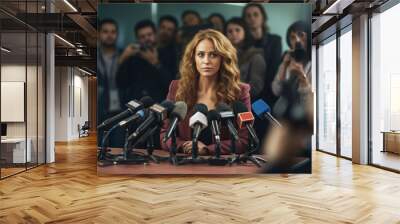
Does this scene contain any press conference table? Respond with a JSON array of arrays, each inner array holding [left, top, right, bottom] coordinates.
[[97, 148, 265, 175]]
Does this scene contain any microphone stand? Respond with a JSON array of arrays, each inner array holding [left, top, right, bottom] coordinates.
[[123, 126, 147, 161], [122, 108, 160, 164], [123, 126, 131, 160], [145, 126, 160, 164], [178, 136, 206, 165], [98, 129, 109, 161], [238, 132, 266, 167], [208, 134, 228, 166], [105, 126, 148, 165], [119, 125, 163, 165], [179, 138, 206, 165], [98, 124, 148, 166], [169, 130, 178, 165], [192, 137, 198, 159], [98, 126, 118, 162], [228, 133, 240, 165], [97, 129, 113, 166]]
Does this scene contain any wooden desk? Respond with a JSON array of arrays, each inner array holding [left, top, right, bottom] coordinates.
[[97, 148, 264, 175], [1, 138, 32, 164], [382, 131, 400, 154]]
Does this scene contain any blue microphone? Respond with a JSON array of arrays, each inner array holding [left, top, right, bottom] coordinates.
[[252, 99, 282, 127], [116, 110, 146, 129]]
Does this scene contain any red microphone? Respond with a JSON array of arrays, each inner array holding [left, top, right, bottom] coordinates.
[[233, 102, 259, 146], [237, 112, 255, 129]]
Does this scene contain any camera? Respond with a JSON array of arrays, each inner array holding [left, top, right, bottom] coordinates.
[[290, 42, 307, 63], [139, 43, 153, 51]]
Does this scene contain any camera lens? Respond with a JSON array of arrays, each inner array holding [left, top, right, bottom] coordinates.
[[290, 42, 306, 62]]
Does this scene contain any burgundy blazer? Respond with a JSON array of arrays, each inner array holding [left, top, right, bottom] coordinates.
[[160, 80, 251, 155]]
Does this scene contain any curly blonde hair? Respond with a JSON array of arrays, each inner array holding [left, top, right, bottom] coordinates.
[[176, 29, 242, 109]]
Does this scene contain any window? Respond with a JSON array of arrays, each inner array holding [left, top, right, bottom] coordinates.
[[0, 1, 47, 179], [317, 36, 337, 154], [339, 27, 352, 158], [370, 3, 400, 171]]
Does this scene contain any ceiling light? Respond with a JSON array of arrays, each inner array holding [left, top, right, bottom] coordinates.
[[54, 34, 75, 48], [63, 0, 78, 12], [1, 47, 11, 53], [78, 67, 92, 76], [323, 0, 342, 14]]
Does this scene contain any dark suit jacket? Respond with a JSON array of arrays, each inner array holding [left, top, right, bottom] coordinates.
[[160, 80, 251, 155], [254, 33, 282, 104], [116, 52, 175, 106], [254, 33, 282, 152]]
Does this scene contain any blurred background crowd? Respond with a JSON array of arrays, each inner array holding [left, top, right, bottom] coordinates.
[[97, 3, 312, 160]]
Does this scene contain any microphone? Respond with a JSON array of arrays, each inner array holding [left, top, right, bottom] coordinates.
[[116, 110, 145, 129], [216, 103, 239, 141], [161, 100, 175, 118], [207, 110, 221, 144], [232, 101, 259, 145], [128, 102, 168, 141], [252, 99, 282, 127], [97, 96, 154, 129], [189, 104, 208, 142], [162, 101, 188, 143]]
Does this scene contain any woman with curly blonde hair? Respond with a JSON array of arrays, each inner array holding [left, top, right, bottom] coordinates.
[[160, 29, 251, 155]]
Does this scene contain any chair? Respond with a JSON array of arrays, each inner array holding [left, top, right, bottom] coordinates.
[[79, 121, 90, 138]]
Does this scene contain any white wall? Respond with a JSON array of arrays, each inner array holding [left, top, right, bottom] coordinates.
[[54, 67, 89, 141], [1, 64, 46, 164], [1, 65, 36, 138], [1, 65, 26, 136], [71, 71, 89, 138], [55, 66, 69, 141]]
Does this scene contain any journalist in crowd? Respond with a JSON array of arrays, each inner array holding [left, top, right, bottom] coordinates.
[[262, 20, 313, 173]]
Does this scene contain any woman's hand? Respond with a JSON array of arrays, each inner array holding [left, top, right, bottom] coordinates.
[[181, 141, 192, 154], [197, 141, 209, 155], [181, 141, 209, 155]]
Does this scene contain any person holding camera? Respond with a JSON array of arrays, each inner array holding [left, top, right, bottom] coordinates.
[[272, 21, 311, 97], [262, 21, 313, 173], [117, 20, 175, 105]]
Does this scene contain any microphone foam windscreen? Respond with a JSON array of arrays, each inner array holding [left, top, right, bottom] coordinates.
[[161, 100, 175, 117], [189, 111, 208, 129], [172, 101, 188, 120], [216, 102, 231, 112], [140, 96, 155, 108], [193, 103, 208, 115], [207, 109, 221, 121], [232, 101, 248, 115], [251, 99, 270, 118]]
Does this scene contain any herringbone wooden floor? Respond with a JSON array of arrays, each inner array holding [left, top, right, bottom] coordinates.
[[1, 135, 400, 224]]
